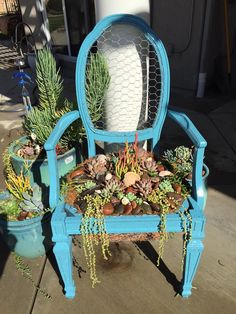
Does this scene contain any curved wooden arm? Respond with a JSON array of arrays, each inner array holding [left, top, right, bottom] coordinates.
[[167, 110, 207, 210], [44, 110, 80, 208], [167, 110, 207, 148]]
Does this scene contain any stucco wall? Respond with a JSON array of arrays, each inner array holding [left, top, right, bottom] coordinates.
[[152, 0, 236, 92], [152, 0, 206, 92]]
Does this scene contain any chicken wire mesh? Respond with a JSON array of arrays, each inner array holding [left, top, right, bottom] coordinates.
[[85, 23, 163, 133]]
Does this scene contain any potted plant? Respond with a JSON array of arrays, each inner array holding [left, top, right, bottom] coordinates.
[[162, 145, 209, 209], [0, 151, 52, 258], [61, 137, 192, 287], [8, 48, 84, 187]]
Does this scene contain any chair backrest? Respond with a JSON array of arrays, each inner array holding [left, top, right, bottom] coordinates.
[[76, 14, 170, 157]]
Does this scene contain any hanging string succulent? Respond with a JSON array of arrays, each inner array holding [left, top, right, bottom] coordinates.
[[80, 194, 111, 287]]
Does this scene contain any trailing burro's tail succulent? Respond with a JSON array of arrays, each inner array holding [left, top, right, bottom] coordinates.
[[19, 184, 44, 213]]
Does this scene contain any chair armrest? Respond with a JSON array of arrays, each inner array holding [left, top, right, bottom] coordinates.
[[45, 111, 80, 150], [167, 109, 207, 210], [167, 110, 207, 148], [44, 110, 80, 208]]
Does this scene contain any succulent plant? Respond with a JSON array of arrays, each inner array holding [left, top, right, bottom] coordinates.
[[174, 146, 193, 162], [159, 179, 174, 193], [117, 191, 125, 200], [134, 178, 153, 199], [102, 177, 124, 195], [125, 192, 143, 205], [141, 159, 158, 177], [85, 156, 107, 178], [100, 188, 112, 200], [84, 181, 96, 190], [19, 185, 44, 213], [162, 149, 176, 164], [162, 146, 194, 177], [126, 192, 137, 202], [175, 162, 193, 176]]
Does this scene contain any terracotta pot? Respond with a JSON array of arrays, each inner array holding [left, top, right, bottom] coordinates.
[[132, 206, 142, 215], [69, 168, 85, 180], [131, 200, 137, 209], [157, 164, 165, 172], [124, 203, 133, 215], [126, 186, 137, 194], [114, 204, 124, 215], [172, 183, 181, 194], [103, 203, 114, 215]]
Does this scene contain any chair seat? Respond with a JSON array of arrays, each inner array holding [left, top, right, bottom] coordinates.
[[63, 200, 190, 236]]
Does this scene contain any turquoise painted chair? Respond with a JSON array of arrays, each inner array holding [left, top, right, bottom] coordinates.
[[45, 14, 207, 299]]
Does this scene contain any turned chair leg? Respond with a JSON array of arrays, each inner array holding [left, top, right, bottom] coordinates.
[[53, 236, 76, 298], [181, 238, 204, 298]]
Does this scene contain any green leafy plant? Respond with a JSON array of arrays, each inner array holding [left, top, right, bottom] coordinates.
[[23, 48, 83, 150], [36, 47, 63, 112], [86, 53, 111, 127]]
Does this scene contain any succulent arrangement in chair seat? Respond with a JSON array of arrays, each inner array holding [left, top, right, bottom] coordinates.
[[63, 137, 193, 287]]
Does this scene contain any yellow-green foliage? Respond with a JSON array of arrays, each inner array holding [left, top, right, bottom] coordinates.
[[5, 171, 31, 201], [3, 149, 32, 200], [115, 141, 140, 179]]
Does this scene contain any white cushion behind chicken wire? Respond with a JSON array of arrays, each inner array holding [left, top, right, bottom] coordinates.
[[88, 23, 162, 132]]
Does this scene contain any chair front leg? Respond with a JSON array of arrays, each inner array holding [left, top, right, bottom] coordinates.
[[52, 205, 76, 299], [182, 238, 204, 297], [53, 237, 76, 298], [181, 213, 206, 297]]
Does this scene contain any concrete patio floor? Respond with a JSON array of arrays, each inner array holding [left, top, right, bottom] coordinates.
[[0, 67, 236, 314]]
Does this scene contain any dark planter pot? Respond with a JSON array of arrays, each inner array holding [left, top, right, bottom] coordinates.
[[8, 136, 82, 187], [0, 192, 52, 258], [186, 163, 209, 210]]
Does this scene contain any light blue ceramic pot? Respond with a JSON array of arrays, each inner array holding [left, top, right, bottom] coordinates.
[[0, 192, 52, 258], [8, 136, 81, 187]]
